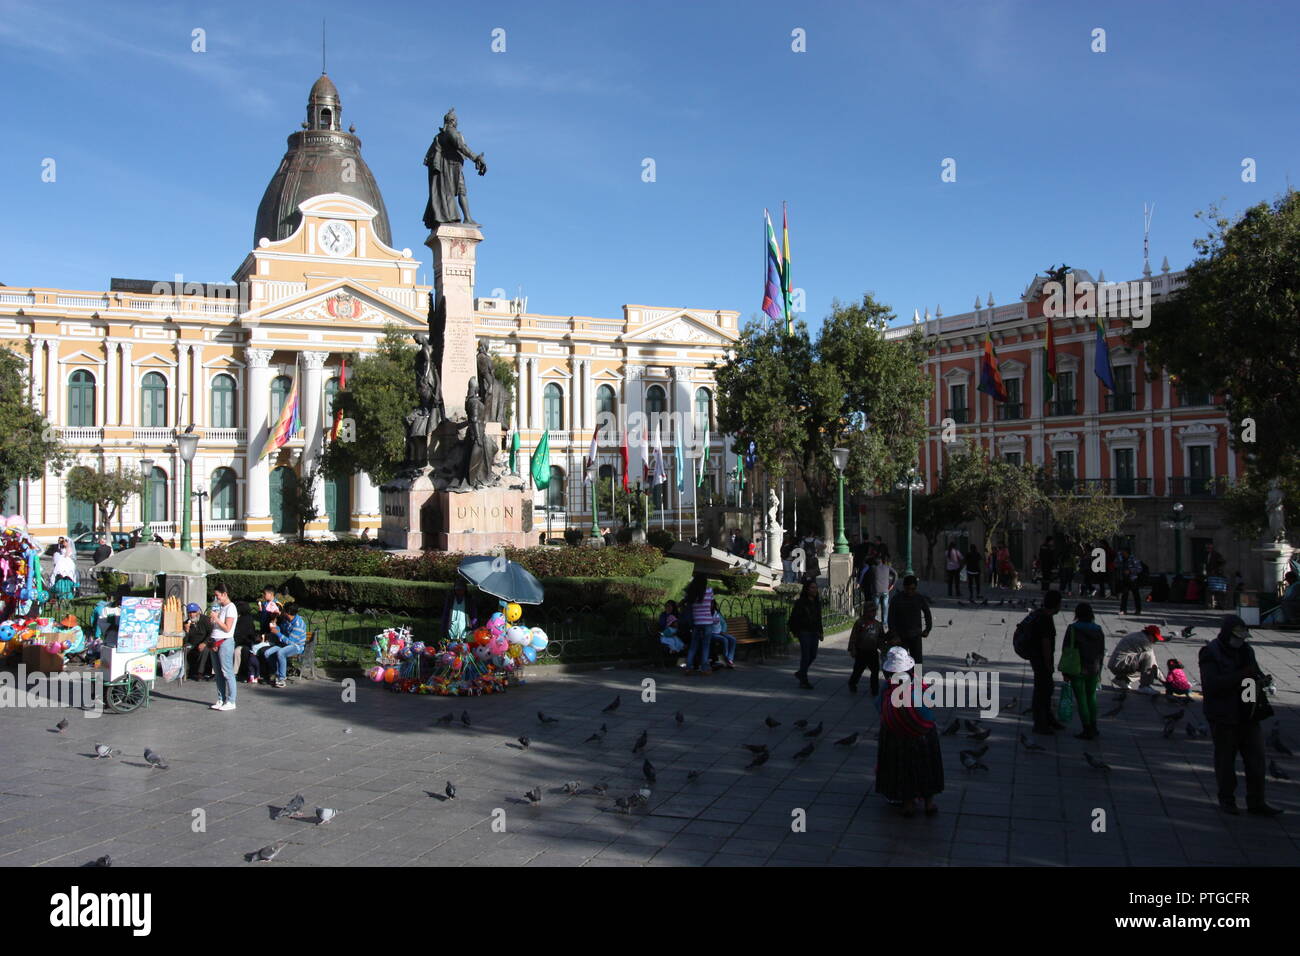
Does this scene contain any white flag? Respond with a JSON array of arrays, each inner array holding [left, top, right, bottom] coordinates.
[[652, 424, 667, 486]]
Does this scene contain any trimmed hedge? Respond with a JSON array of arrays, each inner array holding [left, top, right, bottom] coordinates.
[[718, 572, 759, 595], [291, 571, 452, 611], [208, 570, 295, 603]]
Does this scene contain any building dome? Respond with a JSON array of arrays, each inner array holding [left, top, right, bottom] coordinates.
[[253, 73, 393, 248]]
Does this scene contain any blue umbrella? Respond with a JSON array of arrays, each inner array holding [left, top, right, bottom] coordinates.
[[456, 556, 545, 605]]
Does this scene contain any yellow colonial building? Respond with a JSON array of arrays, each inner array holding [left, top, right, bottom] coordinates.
[[0, 73, 740, 544]]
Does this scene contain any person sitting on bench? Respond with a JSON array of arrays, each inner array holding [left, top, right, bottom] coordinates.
[[711, 599, 736, 669], [259, 603, 307, 688], [657, 600, 684, 654]]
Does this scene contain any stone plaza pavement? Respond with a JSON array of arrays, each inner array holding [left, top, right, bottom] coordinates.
[[1, 591, 1298, 867]]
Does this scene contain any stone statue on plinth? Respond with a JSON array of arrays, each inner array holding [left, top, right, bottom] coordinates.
[[404, 332, 443, 467], [476, 340, 505, 426], [1267, 478, 1287, 543], [422, 108, 487, 229], [461, 378, 497, 489]]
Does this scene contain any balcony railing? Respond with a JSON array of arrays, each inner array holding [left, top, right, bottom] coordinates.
[[996, 402, 1023, 421], [132, 428, 176, 444], [1104, 393, 1139, 412], [1169, 476, 1227, 498], [57, 427, 105, 444], [1047, 399, 1078, 416], [1044, 478, 1152, 497], [948, 408, 969, 424], [204, 428, 248, 443], [1176, 390, 1212, 407]]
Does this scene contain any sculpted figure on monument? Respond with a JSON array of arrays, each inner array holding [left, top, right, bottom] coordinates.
[[462, 378, 496, 488], [403, 332, 442, 467], [1267, 478, 1287, 543], [422, 108, 487, 229], [476, 340, 505, 425]]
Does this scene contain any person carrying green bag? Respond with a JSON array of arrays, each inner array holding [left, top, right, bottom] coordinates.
[[1060, 602, 1106, 739]]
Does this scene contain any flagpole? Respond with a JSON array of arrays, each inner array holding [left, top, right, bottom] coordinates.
[[692, 456, 698, 545]]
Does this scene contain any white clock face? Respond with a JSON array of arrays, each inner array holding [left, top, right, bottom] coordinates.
[[318, 220, 356, 257]]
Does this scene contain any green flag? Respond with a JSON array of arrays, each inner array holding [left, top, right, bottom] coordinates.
[[509, 429, 521, 474], [697, 424, 709, 486], [530, 431, 551, 489], [737, 453, 745, 490]]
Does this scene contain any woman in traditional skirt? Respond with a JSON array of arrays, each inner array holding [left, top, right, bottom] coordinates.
[[49, 537, 78, 601], [875, 646, 944, 817]]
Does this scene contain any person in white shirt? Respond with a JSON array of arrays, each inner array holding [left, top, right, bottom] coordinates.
[[1108, 626, 1164, 693], [944, 542, 963, 598], [209, 584, 239, 711]]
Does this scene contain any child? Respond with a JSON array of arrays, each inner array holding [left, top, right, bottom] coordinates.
[[1163, 657, 1192, 697], [711, 600, 736, 669], [657, 600, 684, 654]]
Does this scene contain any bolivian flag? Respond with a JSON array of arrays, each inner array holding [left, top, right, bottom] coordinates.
[[259, 376, 300, 459]]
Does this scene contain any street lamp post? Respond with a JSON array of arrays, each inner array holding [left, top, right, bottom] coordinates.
[[193, 490, 208, 551], [832, 447, 850, 554], [1172, 502, 1185, 577], [895, 467, 923, 577], [139, 458, 154, 542], [177, 430, 198, 552]]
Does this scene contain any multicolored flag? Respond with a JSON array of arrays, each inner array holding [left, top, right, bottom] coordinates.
[[977, 329, 1008, 403], [530, 431, 551, 489], [652, 425, 667, 488], [674, 422, 685, 493], [782, 202, 792, 335], [762, 209, 784, 327], [620, 427, 630, 492], [259, 375, 300, 459], [1094, 314, 1116, 391], [1042, 312, 1057, 404], [328, 357, 347, 441]]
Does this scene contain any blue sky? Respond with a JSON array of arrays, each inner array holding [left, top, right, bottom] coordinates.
[[2, 0, 1296, 329]]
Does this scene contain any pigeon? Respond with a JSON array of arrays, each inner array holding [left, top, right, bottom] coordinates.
[[584, 724, 607, 743], [517, 735, 531, 749], [602, 695, 621, 714], [675, 710, 685, 727], [1006, 697, 1019, 711], [960, 752, 988, 771], [793, 742, 815, 759], [436, 712, 454, 726], [271, 794, 305, 820], [247, 841, 287, 863], [91, 855, 112, 867], [525, 786, 542, 805], [342, 727, 353, 734], [93, 744, 118, 759], [742, 743, 769, 754], [1102, 696, 1126, 718], [793, 719, 809, 729], [964, 653, 972, 666], [634, 787, 652, 806], [55, 718, 68, 734], [642, 759, 656, 784], [632, 729, 648, 754], [143, 748, 168, 770], [561, 781, 581, 794], [1180, 626, 1195, 640], [1001, 619, 1006, 625], [947, 619, 953, 627], [804, 721, 824, 738], [941, 718, 960, 736], [614, 795, 632, 813], [686, 769, 702, 782], [315, 807, 337, 825], [1268, 760, 1290, 781], [1019, 733, 1046, 753], [1084, 752, 1110, 771], [834, 732, 859, 747], [1268, 725, 1293, 756], [764, 716, 781, 729], [1185, 722, 1208, 739], [460, 710, 471, 727], [970, 652, 989, 664], [966, 726, 991, 741], [745, 750, 770, 770], [962, 719, 982, 733], [959, 745, 989, 760], [537, 711, 559, 724], [445, 781, 457, 800], [591, 782, 609, 795]]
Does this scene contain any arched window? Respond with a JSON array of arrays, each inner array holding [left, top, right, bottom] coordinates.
[[543, 383, 563, 431], [141, 372, 168, 427], [67, 370, 96, 427], [324, 376, 340, 423], [596, 384, 617, 438], [546, 465, 565, 511], [211, 374, 237, 428], [694, 387, 713, 435], [149, 466, 168, 523], [210, 467, 237, 521], [270, 375, 293, 423]]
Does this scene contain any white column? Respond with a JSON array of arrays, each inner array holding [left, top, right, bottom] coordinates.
[[176, 343, 191, 427], [300, 351, 329, 532], [190, 344, 203, 427], [244, 348, 274, 521], [104, 342, 118, 426], [47, 341, 62, 426], [528, 357, 541, 430], [29, 338, 45, 414], [356, 471, 380, 520], [564, 359, 575, 435], [1083, 339, 1098, 415], [581, 358, 593, 430], [119, 343, 134, 427], [515, 352, 525, 432], [96, 344, 108, 427]]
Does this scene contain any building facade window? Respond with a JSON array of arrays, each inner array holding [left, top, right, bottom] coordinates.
[[270, 375, 293, 423], [1113, 448, 1136, 495], [1004, 452, 1022, 468], [546, 465, 565, 510], [211, 373, 237, 428], [210, 467, 237, 520], [543, 383, 563, 431], [141, 372, 168, 427], [324, 376, 340, 423], [646, 384, 666, 434], [596, 384, 616, 438], [67, 370, 96, 427], [694, 387, 713, 434], [1188, 445, 1213, 495], [149, 466, 168, 523], [1054, 450, 1075, 489]]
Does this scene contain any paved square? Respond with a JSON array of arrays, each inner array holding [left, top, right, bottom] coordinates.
[[1, 592, 1297, 866]]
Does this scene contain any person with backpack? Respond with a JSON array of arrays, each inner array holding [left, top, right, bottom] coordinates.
[[1014, 588, 1063, 734], [1116, 549, 1144, 615], [944, 541, 963, 597], [888, 575, 932, 665], [1058, 602, 1105, 739], [1199, 615, 1282, 816]]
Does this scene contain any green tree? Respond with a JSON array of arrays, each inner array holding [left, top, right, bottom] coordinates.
[[0, 347, 72, 505], [1047, 485, 1131, 555], [321, 325, 417, 488], [596, 476, 656, 526], [293, 462, 320, 538], [943, 449, 1046, 551], [1132, 191, 1300, 509], [64, 463, 144, 534], [713, 295, 931, 544], [891, 485, 971, 580]]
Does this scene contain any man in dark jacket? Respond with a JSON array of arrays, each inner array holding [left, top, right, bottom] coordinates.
[[1198, 616, 1282, 816], [887, 575, 932, 665], [91, 535, 113, 566], [1029, 589, 1063, 734], [1037, 537, 1057, 592], [183, 602, 214, 680]]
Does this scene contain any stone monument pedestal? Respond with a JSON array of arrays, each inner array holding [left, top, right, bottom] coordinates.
[[1255, 542, 1294, 592], [434, 486, 530, 551], [380, 469, 438, 550]]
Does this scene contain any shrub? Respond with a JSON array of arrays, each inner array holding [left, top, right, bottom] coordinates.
[[615, 527, 633, 545], [773, 582, 802, 600], [563, 529, 584, 546], [718, 572, 759, 595], [290, 571, 453, 611], [208, 570, 295, 603], [646, 529, 676, 552]]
